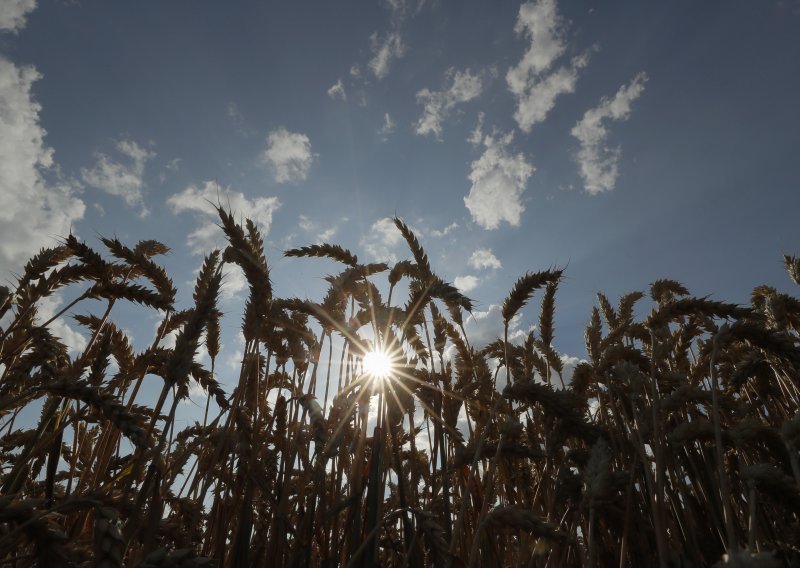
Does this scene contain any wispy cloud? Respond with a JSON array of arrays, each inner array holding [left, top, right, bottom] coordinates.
[[298, 214, 314, 231], [262, 128, 315, 184], [165, 157, 181, 172], [571, 72, 647, 194], [415, 68, 484, 139], [0, 56, 84, 278], [227, 101, 243, 122], [468, 112, 485, 146], [363, 0, 427, 81], [469, 248, 502, 270], [369, 31, 405, 80], [81, 139, 154, 217], [297, 214, 339, 244], [327, 79, 347, 101], [378, 112, 396, 141], [167, 180, 280, 254], [464, 132, 534, 230], [429, 221, 458, 237], [506, 0, 589, 132], [0, 0, 37, 33]]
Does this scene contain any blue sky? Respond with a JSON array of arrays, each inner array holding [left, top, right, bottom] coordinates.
[[1, 0, 799, 370]]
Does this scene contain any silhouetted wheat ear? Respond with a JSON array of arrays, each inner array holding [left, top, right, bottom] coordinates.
[[501, 268, 563, 323], [284, 243, 359, 267], [2, 206, 800, 566], [393, 217, 431, 275]]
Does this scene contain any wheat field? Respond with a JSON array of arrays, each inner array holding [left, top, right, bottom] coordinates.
[[0, 207, 798, 566]]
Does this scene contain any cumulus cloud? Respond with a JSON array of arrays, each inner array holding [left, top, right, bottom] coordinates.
[[571, 72, 647, 194], [166, 180, 281, 254], [360, 217, 403, 261], [369, 31, 405, 79], [378, 112, 395, 141], [327, 79, 346, 101], [415, 68, 484, 139], [506, 0, 589, 132], [81, 139, 154, 217], [262, 128, 315, 184], [454, 275, 479, 292], [0, 56, 85, 279], [0, 0, 37, 33], [464, 133, 534, 230], [469, 248, 501, 270]]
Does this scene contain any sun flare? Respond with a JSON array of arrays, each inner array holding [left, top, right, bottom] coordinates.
[[362, 349, 393, 379]]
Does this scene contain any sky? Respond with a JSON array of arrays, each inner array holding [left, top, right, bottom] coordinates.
[[1, 0, 800, 387]]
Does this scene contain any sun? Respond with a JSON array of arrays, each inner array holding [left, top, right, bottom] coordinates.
[[362, 349, 394, 380]]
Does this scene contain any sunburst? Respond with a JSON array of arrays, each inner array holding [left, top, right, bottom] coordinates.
[[362, 348, 394, 380]]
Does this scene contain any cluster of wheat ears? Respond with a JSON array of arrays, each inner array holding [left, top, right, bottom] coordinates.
[[0, 206, 798, 567]]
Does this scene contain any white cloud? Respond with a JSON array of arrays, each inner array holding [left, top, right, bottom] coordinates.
[[464, 132, 534, 230], [227, 101, 243, 122], [296, 214, 337, 243], [36, 293, 87, 356], [369, 31, 405, 80], [360, 217, 403, 261], [298, 214, 314, 231], [165, 157, 181, 172], [571, 72, 647, 194], [378, 112, 395, 141], [0, 0, 37, 33], [355, 0, 426, 84], [454, 275, 479, 292], [506, 0, 589, 132], [81, 139, 154, 217], [262, 128, 315, 184], [221, 264, 247, 301], [0, 56, 85, 279], [327, 79, 347, 101], [415, 68, 484, 139], [560, 354, 581, 387], [462, 304, 526, 349], [469, 248, 501, 270], [166, 180, 281, 254], [316, 227, 337, 243], [429, 222, 458, 237], [468, 112, 485, 146], [506, 0, 566, 95], [512, 54, 589, 133]]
